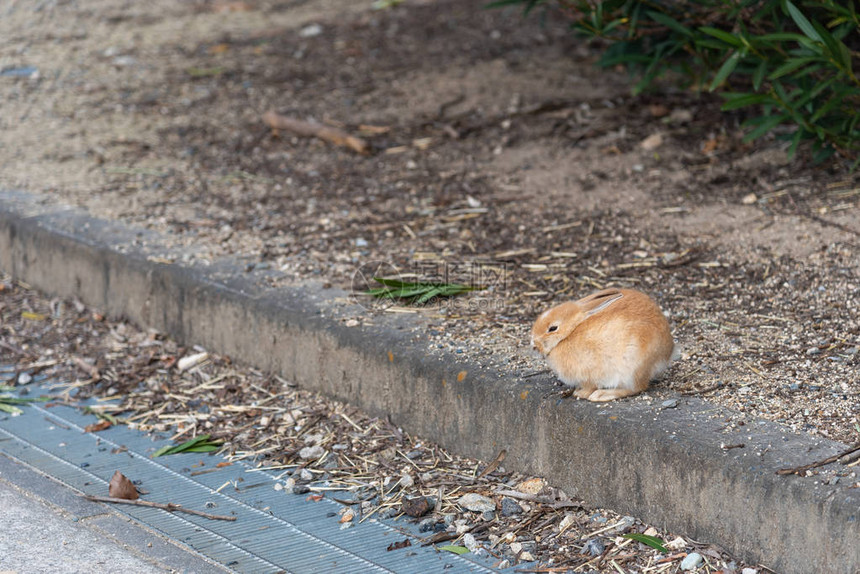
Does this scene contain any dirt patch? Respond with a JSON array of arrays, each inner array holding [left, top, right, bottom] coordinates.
[[0, 0, 858, 449]]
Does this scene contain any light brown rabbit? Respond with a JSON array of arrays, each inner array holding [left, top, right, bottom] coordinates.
[[531, 288, 675, 402]]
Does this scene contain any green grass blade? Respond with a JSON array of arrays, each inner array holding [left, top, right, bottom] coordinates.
[[622, 533, 669, 553], [152, 434, 221, 457], [371, 276, 411, 288], [438, 545, 470, 555], [415, 287, 444, 305], [0, 403, 23, 415]]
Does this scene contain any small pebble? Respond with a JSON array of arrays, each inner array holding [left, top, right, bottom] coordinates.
[[661, 399, 679, 409], [584, 538, 604, 556], [458, 493, 495, 513], [806, 347, 821, 356], [299, 445, 324, 460], [742, 569, 758, 574], [462, 533, 479, 553], [299, 23, 322, 37], [500, 497, 523, 516], [283, 477, 297, 493], [681, 552, 703, 570], [17, 372, 32, 385], [299, 468, 314, 481]]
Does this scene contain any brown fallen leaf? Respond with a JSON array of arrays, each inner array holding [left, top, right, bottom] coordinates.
[[387, 539, 412, 551], [84, 420, 112, 433], [262, 111, 369, 155], [108, 470, 139, 500]]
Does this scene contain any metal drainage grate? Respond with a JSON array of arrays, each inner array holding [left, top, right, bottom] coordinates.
[[0, 365, 505, 574]]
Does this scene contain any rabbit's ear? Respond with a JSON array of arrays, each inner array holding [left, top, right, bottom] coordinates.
[[580, 289, 623, 317]]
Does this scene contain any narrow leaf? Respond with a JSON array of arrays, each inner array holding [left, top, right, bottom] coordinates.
[[438, 545, 470, 555], [785, 1, 822, 43], [768, 57, 819, 79], [787, 128, 804, 158], [152, 434, 221, 457], [646, 10, 692, 37], [622, 533, 669, 553], [415, 287, 443, 305], [743, 115, 787, 142], [699, 26, 743, 47], [720, 93, 773, 111], [752, 60, 767, 91], [709, 51, 741, 91], [371, 276, 411, 288]]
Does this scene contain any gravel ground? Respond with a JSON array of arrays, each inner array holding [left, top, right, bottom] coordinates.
[[0, 274, 783, 573]]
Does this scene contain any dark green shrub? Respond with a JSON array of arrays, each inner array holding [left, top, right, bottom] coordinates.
[[490, 0, 860, 164]]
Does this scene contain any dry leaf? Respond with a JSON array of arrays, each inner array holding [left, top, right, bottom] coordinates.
[[108, 470, 139, 500], [339, 508, 355, 523], [84, 420, 112, 433], [401, 496, 431, 517], [387, 539, 411, 551], [516, 477, 547, 495]]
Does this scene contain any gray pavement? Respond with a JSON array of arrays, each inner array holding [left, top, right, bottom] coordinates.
[[0, 454, 228, 574]]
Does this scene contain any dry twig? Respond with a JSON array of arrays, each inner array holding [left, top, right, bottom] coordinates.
[[82, 494, 237, 521], [262, 111, 369, 155], [776, 443, 860, 476]]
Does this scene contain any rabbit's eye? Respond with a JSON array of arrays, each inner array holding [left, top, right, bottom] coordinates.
[[547, 325, 558, 333]]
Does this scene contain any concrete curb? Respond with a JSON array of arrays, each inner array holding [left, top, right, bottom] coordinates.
[[1, 190, 858, 574]]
